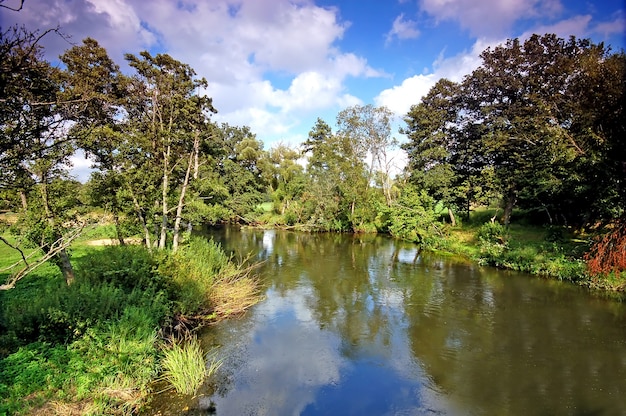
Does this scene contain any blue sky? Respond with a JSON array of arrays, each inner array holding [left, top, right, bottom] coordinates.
[[2, 0, 625, 159]]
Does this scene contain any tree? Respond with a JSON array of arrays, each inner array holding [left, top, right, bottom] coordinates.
[[124, 51, 216, 250], [460, 34, 621, 225], [302, 118, 369, 230], [337, 104, 398, 206], [402, 79, 467, 225], [214, 124, 268, 218], [266, 144, 305, 218], [0, 26, 83, 286], [404, 34, 624, 227]]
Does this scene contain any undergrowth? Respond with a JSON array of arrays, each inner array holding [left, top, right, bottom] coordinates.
[[0, 236, 261, 415]]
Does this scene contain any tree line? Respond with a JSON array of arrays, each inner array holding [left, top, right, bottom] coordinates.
[[1, 27, 625, 287]]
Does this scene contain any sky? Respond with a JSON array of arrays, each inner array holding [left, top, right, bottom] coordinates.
[[1, 0, 625, 168]]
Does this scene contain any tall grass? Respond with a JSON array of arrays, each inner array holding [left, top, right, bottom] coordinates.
[[160, 237, 261, 319], [160, 338, 221, 396]]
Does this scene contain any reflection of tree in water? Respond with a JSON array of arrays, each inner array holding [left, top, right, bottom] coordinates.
[[401, 257, 626, 415]]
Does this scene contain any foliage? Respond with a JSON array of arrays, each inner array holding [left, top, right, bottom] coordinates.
[[159, 237, 261, 319], [379, 184, 445, 249], [0, 307, 161, 415], [402, 34, 625, 228], [585, 219, 626, 278], [76, 245, 166, 292]]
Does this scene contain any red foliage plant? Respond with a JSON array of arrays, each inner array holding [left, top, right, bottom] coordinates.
[[584, 219, 626, 278]]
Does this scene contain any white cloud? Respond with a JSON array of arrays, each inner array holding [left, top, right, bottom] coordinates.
[[386, 13, 420, 44], [375, 74, 437, 116], [375, 39, 487, 116], [420, 0, 564, 38], [520, 14, 593, 40], [593, 12, 626, 39]]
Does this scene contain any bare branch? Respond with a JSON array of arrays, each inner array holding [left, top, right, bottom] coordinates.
[[0, 222, 85, 290], [0, 0, 25, 12]]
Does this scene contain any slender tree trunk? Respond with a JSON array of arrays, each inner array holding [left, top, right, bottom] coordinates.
[[20, 191, 28, 211], [113, 210, 125, 246], [40, 182, 75, 285], [159, 144, 170, 249], [173, 150, 194, 252], [448, 207, 456, 226], [187, 131, 200, 234]]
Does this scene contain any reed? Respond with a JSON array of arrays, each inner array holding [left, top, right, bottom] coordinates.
[[160, 338, 221, 396]]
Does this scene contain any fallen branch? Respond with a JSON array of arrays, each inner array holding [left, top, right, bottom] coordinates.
[[0, 222, 85, 290]]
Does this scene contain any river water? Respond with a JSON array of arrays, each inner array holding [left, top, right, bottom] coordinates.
[[149, 227, 626, 415]]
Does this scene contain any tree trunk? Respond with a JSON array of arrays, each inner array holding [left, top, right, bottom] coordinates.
[[173, 150, 194, 252], [113, 211, 125, 246], [20, 191, 28, 211], [502, 187, 517, 226], [56, 248, 75, 285], [40, 181, 75, 285], [187, 132, 200, 234], [159, 144, 170, 249], [448, 207, 456, 226]]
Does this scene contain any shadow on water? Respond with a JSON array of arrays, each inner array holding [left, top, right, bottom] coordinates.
[[147, 226, 626, 415]]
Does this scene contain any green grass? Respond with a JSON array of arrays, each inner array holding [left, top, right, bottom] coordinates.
[[1, 227, 261, 414], [439, 208, 626, 292], [159, 338, 221, 396]]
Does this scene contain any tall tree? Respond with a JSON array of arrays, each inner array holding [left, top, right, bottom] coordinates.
[[0, 26, 83, 286], [125, 51, 216, 249], [402, 79, 467, 225], [337, 104, 398, 206]]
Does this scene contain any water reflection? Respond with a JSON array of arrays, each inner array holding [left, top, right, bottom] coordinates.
[[187, 227, 626, 415]]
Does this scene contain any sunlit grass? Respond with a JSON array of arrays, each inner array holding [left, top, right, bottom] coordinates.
[[160, 338, 221, 396]]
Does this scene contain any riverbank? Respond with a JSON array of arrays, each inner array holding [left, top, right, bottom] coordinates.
[[250, 207, 625, 294], [0, 235, 261, 415]]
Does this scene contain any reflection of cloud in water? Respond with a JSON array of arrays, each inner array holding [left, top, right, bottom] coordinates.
[[397, 247, 419, 264], [262, 230, 275, 254], [209, 285, 346, 415]]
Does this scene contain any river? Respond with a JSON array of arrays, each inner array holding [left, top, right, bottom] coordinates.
[[149, 226, 626, 415]]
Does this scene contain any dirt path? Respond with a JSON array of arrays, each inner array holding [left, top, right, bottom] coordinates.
[[85, 238, 142, 246]]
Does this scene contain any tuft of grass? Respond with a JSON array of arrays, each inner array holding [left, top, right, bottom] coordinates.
[[160, 338, 221, 396]]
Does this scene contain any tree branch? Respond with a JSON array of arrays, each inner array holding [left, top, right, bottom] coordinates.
[[0, 222, 85, 290]]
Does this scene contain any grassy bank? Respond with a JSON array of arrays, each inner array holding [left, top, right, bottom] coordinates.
[[431, 210, 625, 294], [0, 235, 261, 415]]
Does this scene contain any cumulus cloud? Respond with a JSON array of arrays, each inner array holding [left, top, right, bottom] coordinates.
[[2, 0, 381, 146], [375, 39, 488, 116], [419, 0, 564, 38], [385, 13, 420, 45]]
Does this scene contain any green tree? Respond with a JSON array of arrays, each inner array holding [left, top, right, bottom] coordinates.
[[402, 79, 468, 225], [0, 26, 83, 287], [214, 124, 268, 218], [337, 104, 398, 206], [124, 51, 216, 250]]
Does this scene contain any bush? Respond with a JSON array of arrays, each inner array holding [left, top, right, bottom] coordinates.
[[76, 245, 166, 292], [477, 222, 509, 266]]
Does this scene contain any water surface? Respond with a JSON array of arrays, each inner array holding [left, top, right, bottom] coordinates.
[[152, 227, 626, 415]]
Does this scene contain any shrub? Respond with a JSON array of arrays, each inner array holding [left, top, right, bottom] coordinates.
[[477, 222, 509, 265], [76, 245, 166, 292]]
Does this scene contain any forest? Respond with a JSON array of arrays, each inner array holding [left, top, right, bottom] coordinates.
[[0, 25, 625, 414]]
